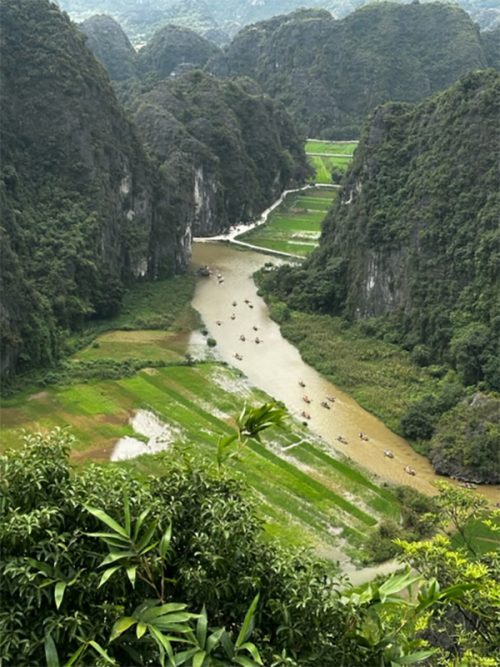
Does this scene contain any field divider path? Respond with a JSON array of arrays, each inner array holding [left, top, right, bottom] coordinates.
[[194, 184, 339, 260]]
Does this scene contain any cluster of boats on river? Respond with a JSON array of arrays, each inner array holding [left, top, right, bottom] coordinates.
[[216, 291, 419, 478]]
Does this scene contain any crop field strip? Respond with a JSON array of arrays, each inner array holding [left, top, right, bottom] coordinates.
[[0, 350, 402, 555], [306, 139, 358, 184], [237, 188, 337, 257]]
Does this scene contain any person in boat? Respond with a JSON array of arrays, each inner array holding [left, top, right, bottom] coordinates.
[[240, 334, 246, 342], [384, 450, 394, 458], [303, 395, 311, 403]]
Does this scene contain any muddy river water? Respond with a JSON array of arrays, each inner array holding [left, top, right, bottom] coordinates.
[[191, 242, 499, 504]]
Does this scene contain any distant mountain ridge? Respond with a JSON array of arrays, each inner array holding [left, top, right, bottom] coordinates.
[[212, 3, 494, 137], [56, 0, 500, 47]]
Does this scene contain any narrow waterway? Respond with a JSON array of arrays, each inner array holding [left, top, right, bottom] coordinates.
[[191, 242, 499, 504]]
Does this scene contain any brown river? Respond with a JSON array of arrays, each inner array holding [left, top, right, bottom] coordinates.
[[191, 242, 499, 505]]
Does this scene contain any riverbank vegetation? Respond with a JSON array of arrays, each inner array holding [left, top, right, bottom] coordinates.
[[237, 188, 336, 257]]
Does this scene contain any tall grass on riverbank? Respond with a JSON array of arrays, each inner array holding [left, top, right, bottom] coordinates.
[[259, 304, 439, 437]]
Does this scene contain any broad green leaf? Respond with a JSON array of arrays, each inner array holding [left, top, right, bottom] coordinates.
[[193, 651, 206, 667], [126, 565, 137, 588], [206, 628, 225, 653], [98, 565, 121, 588], [196, 606, 207, 648], [44, 633, 60, 667], [133, 508, 150, 541], [101, 551, 135, 567], [28, 558, 53, 577], [123, 494, 131, 535], [159, 524, 172, 559], [233, 657, 261, 667], [110, 617, 136, 642], [236, 594, 260, 648], [172, 648, 199, 665], [85, 506, 129, 539], [139, 602, 188, 621], [378, 571, 421, 600], [88, 641, 116, 665], [136, 520, 158, 553], [86, 532, 130, 547], [149, 627, 175, 664], [54, 581, 67, 610], [239, 642, 263, 664], [136, 622, 147, 639], [63, 643, 86, 667], [397, 649, 438, 664]]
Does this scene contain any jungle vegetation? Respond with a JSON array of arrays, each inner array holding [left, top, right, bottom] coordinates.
[[1, 426, 499, 667], [259, 70, 500, 482]]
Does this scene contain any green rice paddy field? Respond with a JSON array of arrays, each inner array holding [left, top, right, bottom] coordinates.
[[0, 274, 403, 559], [306, 139, 358, 184], [238, 188, 336, 257]]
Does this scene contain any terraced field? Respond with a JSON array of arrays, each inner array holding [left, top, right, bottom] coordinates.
[[306, 139, 358, 184], [237, 188, 336, 257]]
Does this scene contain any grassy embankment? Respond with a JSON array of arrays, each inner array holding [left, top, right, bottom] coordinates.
[[305, 140, 357, 184], [237, 188, 336, 257], [0, 274, 404, 559]]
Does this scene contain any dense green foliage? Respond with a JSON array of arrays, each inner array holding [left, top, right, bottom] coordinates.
[[122, 71, 309, 235], [0, 0, 186, 377], [137, 24, 222, 79], [2, 430, 498, 666], [211, 3, 493, 137], [79, 13, 137, 80], [260, 70, 500, 481]]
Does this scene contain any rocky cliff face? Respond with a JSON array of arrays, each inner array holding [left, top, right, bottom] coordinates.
[[0, 0, 187, 376], [125, 71, 309, 237]]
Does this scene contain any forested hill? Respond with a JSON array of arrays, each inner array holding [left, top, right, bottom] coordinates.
[[79, 14, 137, 80], [212, 3, 492, 137], [0, 0, 187, 377], [277, 69, 499, 381], [123, 71, 309, 236], [137, 24, 222, 79], [266, 69, 500, 481]]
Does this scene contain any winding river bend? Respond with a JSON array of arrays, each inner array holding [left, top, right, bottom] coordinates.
[[191, 242, 499, 504]]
